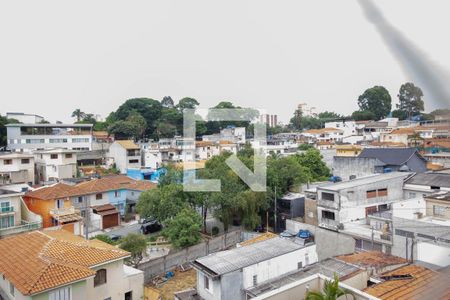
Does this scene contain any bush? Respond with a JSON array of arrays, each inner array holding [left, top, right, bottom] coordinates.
[[94, 234, 115, 245], [211, 226, 220, 236]]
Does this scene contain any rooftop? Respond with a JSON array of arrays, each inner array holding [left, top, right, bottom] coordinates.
[[114, 140, 140, 150], [359, 148, 425, 166], [335, 252, 407, 269], [245, 258, 363, 298], [364, 264, 450, 300], [25, 175, 156, 200], [426, 191, 450, 202], [0, 229, 129, 296], [193, 237, 310, 276], [6, 123, 93, 128], [318, 172, 411, 191], [0, 152, 34, 158], [405, 172, 450, 188]]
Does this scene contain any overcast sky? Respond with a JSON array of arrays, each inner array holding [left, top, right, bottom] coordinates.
[[1, 0, 449, 123]]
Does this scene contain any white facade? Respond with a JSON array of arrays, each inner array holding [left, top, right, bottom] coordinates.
[[34, 149, 77, 183], [109, 141, 141, 173], [6, 123, 93, 152], [0, 153, 35, 185], [324, 121, 358, 138], [6, 112, 44, 124]]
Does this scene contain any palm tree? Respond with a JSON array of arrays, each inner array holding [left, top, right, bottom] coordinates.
[[71, 109, 85, 122], [306, 273, 354, 300]]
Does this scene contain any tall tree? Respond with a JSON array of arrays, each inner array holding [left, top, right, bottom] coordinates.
[[161, 96, 175, 108], [176, 97, 200, 110], [357, 86, 392, 120], [163, 208, 202, 249], [114, 98, 162, 136], [119, 234, 148, 267], [71, 109, 85, 122], [397, 82, 425, 119]]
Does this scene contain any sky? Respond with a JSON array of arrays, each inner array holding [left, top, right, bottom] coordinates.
[[0, 0, 449, 124]]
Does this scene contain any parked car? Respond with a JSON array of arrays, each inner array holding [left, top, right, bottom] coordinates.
[[109, 234, 121, 242], [140, 220, 162, 234]]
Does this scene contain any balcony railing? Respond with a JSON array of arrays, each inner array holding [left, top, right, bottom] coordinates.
[[0, 206, 14, 213], [368, 211, 392, 220], [0, 221, 41, 237]]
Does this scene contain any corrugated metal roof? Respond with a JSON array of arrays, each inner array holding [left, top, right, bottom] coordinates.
[[194, 237, 307, 275], [359, 148, 424, 165], [405, 172, 450, 188]]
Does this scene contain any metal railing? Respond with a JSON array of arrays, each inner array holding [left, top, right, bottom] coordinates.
[[0, 221, 41, 237], [50, 207, 79, 216], [0, 206, 14, 213]]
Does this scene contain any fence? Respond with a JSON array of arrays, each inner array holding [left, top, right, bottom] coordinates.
[[138, 229, 241, 281]]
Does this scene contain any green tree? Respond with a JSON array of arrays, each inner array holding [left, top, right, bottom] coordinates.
[[317, 111, 343, 120], [298, 143, 315, 151], [163, 208, 202, 248], [306, 273, 353, 300], [114, 98, 162, 136], [107, 111, 147, 140], [176, 97, 200, 110], [71, 109, 85, 122], [136, 184, 187, 222], [0, 116, 20, 147], [119, 233, 148, 267], [357, 86, 392, 120], [94, 234, 115, 245], [295, 149, 330, 181], [397, 82, 425, 119], [351, 110, 376, 121]]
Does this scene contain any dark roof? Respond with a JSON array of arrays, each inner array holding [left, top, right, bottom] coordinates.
[[405, 172, 450, 188], [358, 148, 424, 166]]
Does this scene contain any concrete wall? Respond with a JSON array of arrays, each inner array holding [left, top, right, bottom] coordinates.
[[286, 220, 355, 261], [332, 157, 379, 180], [32, 281, 87, 300], [138, 230, 241, 281]]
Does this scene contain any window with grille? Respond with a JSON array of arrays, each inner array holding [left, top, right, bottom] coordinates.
[[94, 269, 107, 287]]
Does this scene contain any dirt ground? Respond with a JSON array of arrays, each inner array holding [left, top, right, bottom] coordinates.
[[156, 268, 197, 300]]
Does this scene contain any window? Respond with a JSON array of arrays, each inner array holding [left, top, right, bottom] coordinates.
[[49, 138, 68, 143], [433, 205, 446, 216], [94, 269, 107, 287], [0, 216, 15, 229], [56, 199, 64, 209], [321, 210, 335, 220], [204, 275, 210, 291], [96, 193, 103, 200], [65, 154, 73, 159], [252, 275, 258, 286], [321, 192, 335, 201], [77, 197, 83, 203], [21, 158, 30, 164], [377, 188, 388, 197], [1, 201, 12, 213], [72, 138, 90, 143], [366, 190, 377, 199], [297, 262, 303, 269], [3, 159, 12, 165], [129, 159, 139, 163], [50, 154, 58, 159], [10, 282, 14, 296], [49, 286, 71, 300], [305, 253, 310, 265], [114, 191, 120, 198]]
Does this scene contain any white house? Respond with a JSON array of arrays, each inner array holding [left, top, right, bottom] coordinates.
[[192, 237, 318, 300], [0, 152, 35, 185], [6, 123, 93, 152], [6, 112, 44, 124], [109, 140, 141, 173], [34, 149, 78, 183]]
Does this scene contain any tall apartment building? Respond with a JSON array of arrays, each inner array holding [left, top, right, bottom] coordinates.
[[259, 114, 278, 128], [6, 123, 93, 152]]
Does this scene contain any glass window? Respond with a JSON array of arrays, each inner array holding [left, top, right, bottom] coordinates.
[[321, 192, 335, 201], [50, 154, 58, 159], [0, 215, 14, 229], [321, 210, 335, 220], [96, 193, 103, 200], [433, 205, 446, 216], [65, 153, 73, 159], [94, 269, 107, 287], [3, 159, 12, 165], [204, 275, 210, 291], [252, 275, 258, 286], [21, 158, 30, 164], [49, 286, 71, 300]]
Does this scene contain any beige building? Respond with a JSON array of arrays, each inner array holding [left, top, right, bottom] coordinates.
[[0, 229, 143, 300], [0, 152, 35, 185]]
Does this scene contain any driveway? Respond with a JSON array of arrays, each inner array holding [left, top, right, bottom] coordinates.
[[105, 221, 141, 237]]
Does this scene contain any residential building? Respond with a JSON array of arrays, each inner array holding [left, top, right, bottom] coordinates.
[[403, 171, 450, 199], [109, 140, 141, 173], [335, 145, 363, 157], [259, 114, 278, 128], [23, 175, 155, 231], [0, 152, 35, 185], [22, 184, 83, 233], [140, 142, 162, 169], [0, 229, 143, 300], [301, 128, 344, 144], [424, 191, 450, 219], [317, 172, 411, 232], [192, 237, 318, 300], [34, 149, 78, 183], [275, 192, 305, 231], [324, 120, 358, 138], [358, 148, 427, 173], [6, 112, 44, 124], [158, 137, 195, 163], [6, 123, 93, 152], [0, 185, 42, 238]]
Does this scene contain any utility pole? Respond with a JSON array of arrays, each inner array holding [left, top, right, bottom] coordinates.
[[84, 196, 90, 240], [274, 186, 277, 233], [371, 226, 374, 250]]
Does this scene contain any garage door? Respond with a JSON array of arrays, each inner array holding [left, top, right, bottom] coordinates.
[[102, 213, 119, 229]]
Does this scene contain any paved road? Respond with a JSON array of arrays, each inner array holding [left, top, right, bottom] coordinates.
[[105, 222, 141, 237]]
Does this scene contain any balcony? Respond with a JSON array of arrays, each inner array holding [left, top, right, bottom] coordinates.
[[0, 220, 42, 238], [0, 206, 14, 214], [50, 207, 82, 224]]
